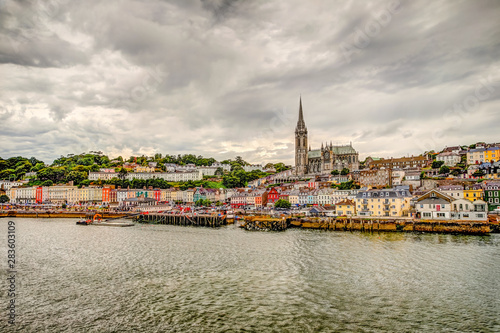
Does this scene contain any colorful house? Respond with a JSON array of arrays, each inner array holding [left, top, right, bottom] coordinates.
[[464, 184, 484, 202], [267, 187, 280, 205], [483, 181, 500, 210], [335, 199, 356, 216]]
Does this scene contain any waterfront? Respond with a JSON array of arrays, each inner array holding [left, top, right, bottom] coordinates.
[[1, 219, 499, 332]]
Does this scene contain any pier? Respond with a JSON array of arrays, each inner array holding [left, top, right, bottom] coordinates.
[[241, 216, 289, 231], [134, 213, 228, 228], [288, 217, 491, 235]]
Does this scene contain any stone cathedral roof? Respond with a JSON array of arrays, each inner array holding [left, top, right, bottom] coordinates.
[[308, 145, 357, 158]]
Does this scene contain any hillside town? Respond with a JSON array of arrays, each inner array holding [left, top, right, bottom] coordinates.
[[2, 144, 500, 222]]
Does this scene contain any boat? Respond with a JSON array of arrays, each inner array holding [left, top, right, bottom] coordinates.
[[76, 213, 134, 227], [91, 220, 135, 227], [76, 219, 92, 225]]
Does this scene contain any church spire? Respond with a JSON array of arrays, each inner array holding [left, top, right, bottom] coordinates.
[[296, 96, 306, 132]]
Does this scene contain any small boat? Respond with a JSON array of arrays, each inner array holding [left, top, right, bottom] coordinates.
[[91, 220, 134, 227], [76, 219, 92, 225]]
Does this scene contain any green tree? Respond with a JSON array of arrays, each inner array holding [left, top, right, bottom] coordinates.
[[332, 180, 360, 190], [274, 199, 291, 209], [274, 163, 288, 172], [472, 170, 485, 178], [235, 156, 247, 166], [432, 160, 445, 169], [66, 171, 88, 184], [42, 180, 53, 186], [0, 159, 8, 171], [32, 162, 45, 172], [340, 168, 350, 175], [118, 167, 128, 180], [0, 194, 10, 203], [331, 170, 340, 176], [79, 180, 91, 187], [439, 165, 450, 174]]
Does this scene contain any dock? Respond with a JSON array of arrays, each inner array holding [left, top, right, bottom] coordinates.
[[288, 217, 491, 235], [133, 213, 228, 228]]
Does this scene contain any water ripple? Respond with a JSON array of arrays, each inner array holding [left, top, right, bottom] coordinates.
[[0, 219, 499, 332]]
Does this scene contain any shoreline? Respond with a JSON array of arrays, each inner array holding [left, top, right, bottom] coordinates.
[[1, 211, 497, 235]]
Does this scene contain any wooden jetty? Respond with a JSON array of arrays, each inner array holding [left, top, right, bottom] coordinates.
[[241, 216, 289, 231], [134, 213, 227, 228]]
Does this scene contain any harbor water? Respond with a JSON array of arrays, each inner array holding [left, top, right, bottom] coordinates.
[[1, 218, 499, 332]]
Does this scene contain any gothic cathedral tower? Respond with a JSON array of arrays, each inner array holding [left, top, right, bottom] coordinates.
[[295, 97, 308, 176]]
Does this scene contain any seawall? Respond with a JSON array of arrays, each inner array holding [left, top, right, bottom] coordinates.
[[289, 218, 490, 235]]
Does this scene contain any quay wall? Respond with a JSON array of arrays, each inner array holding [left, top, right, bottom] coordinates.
[[290, 218, 490, 235], [0, 212, 129, 219]]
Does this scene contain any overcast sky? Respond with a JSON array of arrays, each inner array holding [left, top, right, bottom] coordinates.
[[1, 0, 499, 165]]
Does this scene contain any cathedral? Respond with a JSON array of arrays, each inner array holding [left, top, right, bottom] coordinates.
[[295, 98, 359, 176]]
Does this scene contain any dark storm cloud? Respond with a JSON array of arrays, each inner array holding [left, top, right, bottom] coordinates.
[[1, 0, 499, 164]]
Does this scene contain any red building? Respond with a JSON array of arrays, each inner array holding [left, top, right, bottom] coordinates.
[[102, 187, 111, 203], [154, 189, 161, 202], [110, 189, 118, 203], [35, 187, 44, 204], [267, 187, 280, 204]]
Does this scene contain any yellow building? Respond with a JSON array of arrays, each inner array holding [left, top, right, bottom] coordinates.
[[335, 199, 356, 216], [464, 185, 484, 202], [134, 166, 156, 173], [467, 147, 499, 165], [355, 188, 412, 217]]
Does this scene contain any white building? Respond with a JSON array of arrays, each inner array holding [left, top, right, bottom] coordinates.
[[317, 188, 333, 205], [125, 171, 202, 182], [89, 172, 118, 181], [391, 169, 405, 186], [438, 185, 464, 199], [0, 180, 27, 191], [243, 164, 263, 172], [450, 199, 488, 221], [197, 166, 218, 176], [11, 186, 36, 204], [211, 162, 231, 172], [48, 185, 78, 204], [415, 190, 453, 219], [436, 152, 461, 167], [330, 189, 353, 205]]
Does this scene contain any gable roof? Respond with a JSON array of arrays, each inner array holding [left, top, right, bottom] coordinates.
[[416, 189, 454, 203], [336, 199, 355, 206]]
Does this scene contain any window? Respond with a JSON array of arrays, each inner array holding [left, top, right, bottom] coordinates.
[[423, 212, 431, 217], [437, 213, 446, 217], [420, 204, 423, 208]]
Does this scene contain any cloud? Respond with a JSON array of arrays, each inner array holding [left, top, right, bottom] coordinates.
[[1, 0, 500, 165]]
